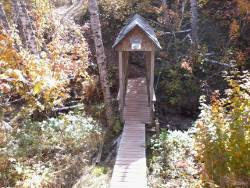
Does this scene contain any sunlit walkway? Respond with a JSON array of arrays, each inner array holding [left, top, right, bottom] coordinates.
[[110, 78, 148, 188]]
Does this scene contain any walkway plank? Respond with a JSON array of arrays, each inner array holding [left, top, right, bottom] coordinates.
[[110, 78, 149, 188]]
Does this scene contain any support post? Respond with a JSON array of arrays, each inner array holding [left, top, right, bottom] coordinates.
[[123, 51, 129, 100], [119, 51, 124, 113], [145, 51, 151, 104], [155, 118, 160, 137], [150, 51, 155, 109]]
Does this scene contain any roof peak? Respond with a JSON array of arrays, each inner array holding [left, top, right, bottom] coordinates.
[[112, 14, 161, 49]]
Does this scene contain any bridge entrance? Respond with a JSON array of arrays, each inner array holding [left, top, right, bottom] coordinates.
[[110, 14, 161, 188]]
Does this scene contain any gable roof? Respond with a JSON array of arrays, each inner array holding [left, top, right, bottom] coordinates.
[[112, 14, 162, 49]]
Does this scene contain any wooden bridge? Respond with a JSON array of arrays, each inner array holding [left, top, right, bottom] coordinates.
[[110, 78, 148, 188], [110, 14, 161, 188]]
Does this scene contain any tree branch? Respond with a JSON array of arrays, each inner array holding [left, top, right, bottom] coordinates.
[[203, 58, 234, 68], [52, 104, 84, 112], [160, 29, 191, 36]]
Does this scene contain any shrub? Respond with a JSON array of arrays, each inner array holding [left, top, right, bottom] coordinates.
[[0, 109, 102, 187], [195, 70, 250, 187], [0, 14, 92, 123], [157, 63, 201, 115], [149, 130, 202, 187]]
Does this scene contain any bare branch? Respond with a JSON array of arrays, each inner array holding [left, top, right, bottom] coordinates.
[[160, 29, 191, 36], [203, 58, 234, 68], [52, 104, 84, 112]]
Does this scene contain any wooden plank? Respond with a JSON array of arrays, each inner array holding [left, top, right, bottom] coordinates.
[[110, 77, 150, 188]]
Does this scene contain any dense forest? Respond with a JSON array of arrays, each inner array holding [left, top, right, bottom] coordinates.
[[0, 0, 249, 187]]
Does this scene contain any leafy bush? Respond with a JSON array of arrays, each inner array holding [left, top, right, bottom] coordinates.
[[157, 63, 201, 115], [0, 13, 92, 123], [195, 70, 250, 187], [0, 109, 102, 187], [149, 130, 202, 187]]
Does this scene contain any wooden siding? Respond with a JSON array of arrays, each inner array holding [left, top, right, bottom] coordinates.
[[115, 26, 156, 52]]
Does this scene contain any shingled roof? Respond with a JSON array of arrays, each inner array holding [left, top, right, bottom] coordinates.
[[112, 14, 162, 49]]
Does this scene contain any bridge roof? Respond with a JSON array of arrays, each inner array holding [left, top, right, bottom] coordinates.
[[112, 14, 162, 49]]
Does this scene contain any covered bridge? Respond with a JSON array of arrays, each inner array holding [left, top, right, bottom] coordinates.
[[110, 14, 161, 188], [113, 14, 161, 123]]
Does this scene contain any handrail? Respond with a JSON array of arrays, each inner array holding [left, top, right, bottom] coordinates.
[[117, 89, 120, 101], [152, 88, 156, 102]]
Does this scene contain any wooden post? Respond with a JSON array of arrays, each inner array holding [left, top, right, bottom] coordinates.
[[155, 118, 160, 137], [119, 51, 124, 112], [145, 51, 151, 104], [150, 51, 155, 108], [145, 52, 149, 83], [123, 51, 129, 100]]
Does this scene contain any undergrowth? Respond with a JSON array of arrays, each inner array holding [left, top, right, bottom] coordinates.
[[148, 129, 202, 188], [0, 108, 102, 187]]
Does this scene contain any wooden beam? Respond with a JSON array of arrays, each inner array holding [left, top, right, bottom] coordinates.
[[145, 52, 151, 104], [150, 51, 155, 108], [123, 51, 129, 98], [145, 52, 149, 83], [119, 51, 124, 113]]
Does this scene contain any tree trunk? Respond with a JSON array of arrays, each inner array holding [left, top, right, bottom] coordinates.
[[190, 0, 198, 46], [0, 3, 10, 31], [88, 0, 113, 128], [161, 0, 167, 6], [12, 0, 38, 53]]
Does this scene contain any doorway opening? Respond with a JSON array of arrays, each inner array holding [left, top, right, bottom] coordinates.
[[128, 51, 146, 79]]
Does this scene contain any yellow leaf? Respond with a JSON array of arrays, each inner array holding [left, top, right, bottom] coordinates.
[[33, 81, 43, 95]]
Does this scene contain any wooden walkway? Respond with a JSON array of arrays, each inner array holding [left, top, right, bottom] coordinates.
[[110, 78, 149, 188]]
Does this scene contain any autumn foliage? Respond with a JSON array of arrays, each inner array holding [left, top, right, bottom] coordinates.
[[0, 15, 93, 123], [0, 1, 103, 186], [195, 71, 250, 187]]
